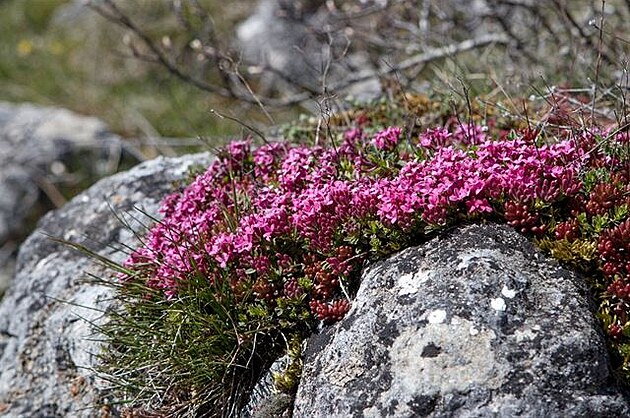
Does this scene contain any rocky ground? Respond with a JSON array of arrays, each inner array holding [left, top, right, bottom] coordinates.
[[0, 102, 141, 296]]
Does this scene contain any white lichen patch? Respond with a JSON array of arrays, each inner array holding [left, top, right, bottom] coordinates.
[[491, 297, 507, 312], [397, 268, 431, 296], [456, 248, 500, 270], [427, 309, 447, 324], [364, 316, 503, 416], [34, 253, 57, 271], [501, 285, 517, 299]]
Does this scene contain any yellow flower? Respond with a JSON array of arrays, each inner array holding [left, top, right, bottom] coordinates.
[[17, 39, 34, 57]]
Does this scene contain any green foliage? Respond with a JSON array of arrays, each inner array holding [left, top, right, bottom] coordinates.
[[98, 269, 295, 416], [582, 168, 611, 193], [0, 0, 271, 141], [358, 219, 414, 257], [272, 335, 304, 393], [535, 238, 597, 270]]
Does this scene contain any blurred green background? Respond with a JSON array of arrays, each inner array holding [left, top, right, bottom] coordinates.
[[0, 0, 276, 142], [1, 0, 628, 144]]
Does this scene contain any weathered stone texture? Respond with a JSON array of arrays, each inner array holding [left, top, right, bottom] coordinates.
[[0, 102, 141, 294], [0, 153, 210, 418], [293, 224, 630, 417]]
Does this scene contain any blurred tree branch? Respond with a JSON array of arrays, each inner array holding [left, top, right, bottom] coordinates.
[[87, 0, 629, 113]]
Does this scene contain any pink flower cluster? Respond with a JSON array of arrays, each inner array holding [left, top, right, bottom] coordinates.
[[122, 123, 588, 320], [373, 126, 402, 151]]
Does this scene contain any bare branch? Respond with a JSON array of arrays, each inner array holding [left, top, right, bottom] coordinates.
[[88, 0, 320, 108], [88, 0, 232, 97], [551, 0, 615, 65], [328, 33, 510, 92]]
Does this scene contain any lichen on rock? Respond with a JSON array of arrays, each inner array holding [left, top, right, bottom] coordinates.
[[293, 224, 630, 417]]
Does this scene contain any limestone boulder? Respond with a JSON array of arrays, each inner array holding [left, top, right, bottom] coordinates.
[[293, 224, 630, 417], [0, 153, 211, 418], [0, 102, 142, 294]]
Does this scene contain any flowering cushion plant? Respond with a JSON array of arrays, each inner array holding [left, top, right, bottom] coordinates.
[[124, 123, 586, 298], [107, 112, 630, 414]]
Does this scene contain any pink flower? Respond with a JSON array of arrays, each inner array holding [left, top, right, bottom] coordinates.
[[454, 123, 487, 145], [419, 127, 451, 150], [466, 198, 493, 214], [121, 120, 590, 307], [373, 127, 402, 151]]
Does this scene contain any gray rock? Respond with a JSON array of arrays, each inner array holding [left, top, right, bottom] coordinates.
[[242, 354, 293, 418], [236, 0, 324, 87], [236, 0, 381, 102], [293, 224, 630, 417], [0, 152, 211, 417], [0, 102, 141, 295]]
